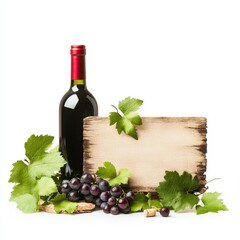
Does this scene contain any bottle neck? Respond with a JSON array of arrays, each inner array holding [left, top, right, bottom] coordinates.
[[71, 50, 87, 89], [70, 79, 87, 89]]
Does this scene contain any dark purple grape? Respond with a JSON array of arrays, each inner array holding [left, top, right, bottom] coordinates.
[[110, 206, 120, 215], [80, 173, 93, 184], [91, 174, 96, 183], [60, 180, 71, 193], [98, 180, 110, 191], [80, 183, 91, 195], [90, 184, 100, 196], [69, 177, 81, 190], [121, 205, 131, 214], [107, 196, 116, 206], [62, 179, 70, 184], [67, 190, 80, 202], [118, 197, 129, 210], [100, 201, 108, 209], [103, 204, 111, 214], [84, 194, 94, 203], [126, 191, 135, 201], [95, 177, 103, 184], [95, 197, 102, 207], [160, 207, 170, 217], [100, 191, 111, 202], [110, 186, 122, 197]]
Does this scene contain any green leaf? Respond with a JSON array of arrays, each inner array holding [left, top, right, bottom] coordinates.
[[117, 116, 138, 140], [35, 177, 58, 196], [96, 161, 117, 179], [109, 96, 143, 140], [108, 168, 131, 186], [173, 192, 200, 212], [9, 173, 39, 213], [156, 171, 200, 212], [9, 135, 66, 213], [109, 112, 122, 126], [12, 193, 39, 213], [9, 160, 28, 184], [148, 200, 163, 210], [96, 162, 131, 186], [51, 194, 78, 214], [125, 111, 142, 125], [25, 134, 54, 161], [118, 97, 143, 115], [130, 192, 162, 212], [130, 192, 149, 212], [196, 192, 228, 214], [10, 180, 36, 202], [28, 152, 66, 178]]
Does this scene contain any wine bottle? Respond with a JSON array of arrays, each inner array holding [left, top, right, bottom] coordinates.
[[59, 45, 98, 178]]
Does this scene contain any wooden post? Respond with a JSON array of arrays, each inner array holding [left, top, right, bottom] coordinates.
[[83, 117, 207, 192]]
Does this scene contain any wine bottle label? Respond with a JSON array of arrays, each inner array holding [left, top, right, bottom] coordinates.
[[73, 80, 85, 85]]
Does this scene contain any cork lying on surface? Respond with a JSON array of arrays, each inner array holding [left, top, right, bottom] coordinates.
[[144, 208, 157, 217]]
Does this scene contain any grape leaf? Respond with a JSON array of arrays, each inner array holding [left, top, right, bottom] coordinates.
[[96, 161, 117, 179], [10, 176, 39, 213], [10, 179, 36, 202], [109, 96, 143, 140], [125, 111, 142, 125], [156, 171, 200, 212], [118, 97, 143, 115], [28, 152, 66, 178], [25, 134, 54, 161], [9, 160, 28, 184], [51, 193, 78, 214], [109, 112, 122, 125], [130, 192, 149, 212], [96, 162, 131, 186], [196, 192, 228, 214], [116, 116, 138, 139], [9, 135, 66, 213], [12, 193, 39, 213], [108, 168, 131, 186], [130, 192, 162, 212], [35, 177, 58, 196], [148, 200, 163, 210]]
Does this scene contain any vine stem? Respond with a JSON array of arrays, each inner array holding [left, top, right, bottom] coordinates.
[[206, 178, 221, 184], [111, 105, 119, 113], [195, 178, 221, 196]]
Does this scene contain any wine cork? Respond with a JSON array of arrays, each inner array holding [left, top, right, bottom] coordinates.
[[144, 208, 156, 217]]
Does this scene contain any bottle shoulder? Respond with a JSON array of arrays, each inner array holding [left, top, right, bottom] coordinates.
[[60, 88, 96, 101], [59, 88, 98, 110]]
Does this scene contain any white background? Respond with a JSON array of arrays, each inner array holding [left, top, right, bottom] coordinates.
[[0, 0, 240, 239]]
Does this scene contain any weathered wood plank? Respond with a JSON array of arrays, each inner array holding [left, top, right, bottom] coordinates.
[[83, 117, 207, 192]]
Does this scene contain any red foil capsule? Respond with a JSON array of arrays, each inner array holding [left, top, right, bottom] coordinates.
[[70, 45, 86, 55], [71, 45, 86, 80]]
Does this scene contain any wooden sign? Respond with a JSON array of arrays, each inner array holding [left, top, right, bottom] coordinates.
[[83, 117, 207, 192]]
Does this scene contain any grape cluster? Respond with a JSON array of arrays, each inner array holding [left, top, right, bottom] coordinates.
[[100, 185, 135, 215], [59, 173, 135, 215]]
